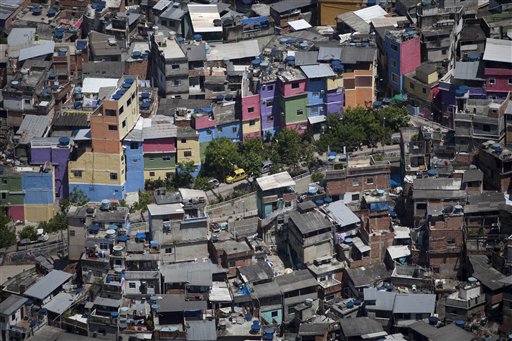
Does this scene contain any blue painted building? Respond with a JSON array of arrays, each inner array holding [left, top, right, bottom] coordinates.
[[68, 183, 126, 202], [260, 80, 280, 141], [300, 64, 336, 118], [22, 170, 55, 205], [123, 140, 145, 193]]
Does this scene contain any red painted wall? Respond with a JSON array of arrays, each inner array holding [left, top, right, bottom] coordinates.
[[192, 114, 216, 130], [143, 138, 176, 153], [8, 205, 24, 222], [242, 94, 261, 121], [485, 68, 512, 93], [400, 37, 421, 75]]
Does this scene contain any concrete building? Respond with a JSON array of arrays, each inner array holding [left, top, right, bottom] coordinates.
[[275, 270, 318, 322], [477, 142, 512, 193], [445, 278, 486, 322], [256, 172, 296, 220]]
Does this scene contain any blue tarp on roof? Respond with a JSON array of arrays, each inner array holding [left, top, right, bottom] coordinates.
[[369, 202, 389, 212], [242, 17, 268, 25], [390, 179, 401, 187]]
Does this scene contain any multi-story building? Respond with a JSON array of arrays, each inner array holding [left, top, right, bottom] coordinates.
[[384, 28, 422, 95], [278, 68, 308, 133], [445, 278, 486, 322], [149, 31, 189, 98], [403, 63, 439, 119], [256, 172, 297, 221], [241, 71, 262, 141], [0, 165, 55, 222], [477, 142, 512, 193], [482, 38, 512, 100], [176, 126, 201, 175], [68, 76, 140, 201], [260, 79, 281, 141]]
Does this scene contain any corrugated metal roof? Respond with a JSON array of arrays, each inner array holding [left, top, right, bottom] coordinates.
[[483, 38, 512, 63], [187, 320, 216, 341], [393, 294, 436, 314], [454, 61, 484, 81], [323, 200, 360, 227], [153, 0, 171, 11], [270, 0, 315, 13], [0, 295, 27, 316], [318, 46, 342, 61], [340, 46, 376, 64], [19, 41, 56, 61], [256, 171, 295, 191], [147, 203, 184, 216], [387, 245, 411, 259], [300, 64, 336, 78], [337, 12, 369, 33], [294, 51, 319, 66], [52, 112, 90, 128], [43, 292, 75, 315], [24, 270, 72, 300], [7, 28, 36, 46], [16, 115, 50, 145]]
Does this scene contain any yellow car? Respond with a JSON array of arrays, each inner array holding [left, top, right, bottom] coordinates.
[[225, 168, 248, 184]]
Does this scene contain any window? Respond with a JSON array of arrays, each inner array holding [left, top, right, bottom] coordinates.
[[207, 129, 212, 135], [74, 170, 82, 178], [422, 87, 427, 94], [271, 311, 278, 317], [508, 78, 512, 85], [392, 73, 399, 83], [266, 100, 273, 107], [267, 85, 274, 91], [410, 82, 415, 89], [483, 124, 491, 132], [171, 64, 179, 69], [391, 43, 398, 51], [442, 49, 447, 55], [108, 125, 118, 131], [69, 230, 75, 237], [249, 120, 256, 126], [24, 99, 31, 104], [489, 78, 496, 85], [127, 98, 132, 106], [248, 107, 255, 113], [12, 314, 15, 321], [352, 179, 359, 187], [2, 178, 7, 184], [105, 109, 116, 116], [129, 282, 136, 289], [391, 59, 397, 68], [350, 194, 359, 201], [181, 139, 187, 143], [165, 247, 173, 254], [119, 106, 124, 114], [291, 82, 300, 89], [1, 193, 6, 199], [173, 80, 181, 87], [130, 142, 138, 149], [149, 172, 155, 176], [122, 120, 126, 128], [447, 238, 456, 245], [232, 127, 237, 133], [366, 178, 374, 185], [228, 260, 236, 267], [297, 109, 304, 115], [217, 126, 222, 133], [313, 91, 319, 97], [162, 155, 171, 161], [110, 173, 118, 180], [184, 151, 192, 157], [268, 115, 274, 121]]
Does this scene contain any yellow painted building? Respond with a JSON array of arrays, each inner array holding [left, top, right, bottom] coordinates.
[[177, 126, 201, 165], [242, 118, 261, 137], [327, 75, 344, 90], [24, 204, 55, 222], [68, 152, 126, 186], [318, 0, 364, 25], [144, 169, 174, 181]]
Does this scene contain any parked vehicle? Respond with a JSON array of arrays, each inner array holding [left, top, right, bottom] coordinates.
[[208, 178, 220, 188], [260, 160, 273, 174], [225, 168, 248, 184], [18, 228, 49, 246]]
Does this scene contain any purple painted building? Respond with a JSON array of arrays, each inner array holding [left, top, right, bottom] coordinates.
[[260, 80, 280, 141], [326, 88, 344, 116], [30, 136, 72, 200]]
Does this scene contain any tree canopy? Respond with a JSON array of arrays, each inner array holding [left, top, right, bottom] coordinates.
[[0, 212, 16, 248], [239, 137, 268, 177], [316, 105, 409, 153], [271, 129, 315, 174], [203, 137, 241, 180]]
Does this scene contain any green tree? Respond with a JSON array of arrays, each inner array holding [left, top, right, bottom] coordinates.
[[203, 137, 241, 180], [38, 213, 68, 233], [132, 191, 154, 212], [69, 188, 89, 205], [0, 212, 16, 248], [19, 225, 37, 241], [239, 137, 268, 177], [193, 176, 213, 191], [311, 171, 325, 183], [59, 199, 70, 213], [171, 161, 196, 188], [271, 129, 314, 173]]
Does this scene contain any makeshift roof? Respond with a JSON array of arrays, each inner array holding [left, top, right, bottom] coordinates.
[[187, 4, 222, 33], [483, 38, 512, 63], [256, 171, 295, 191], [82, 78, 119, 93], [24, 270, 72, 300], [43, 292, 75, 315], [207, 39, 260, 61], [0, 295, 28, 316], [300, 64, 336, 79], [323, 200, 360, 227], [289, 19, 312, 31], [16, 115, 50, 145], [339, 317, 384, 337]]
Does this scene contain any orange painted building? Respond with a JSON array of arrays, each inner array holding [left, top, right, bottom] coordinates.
[[318, 0, 364, 26]]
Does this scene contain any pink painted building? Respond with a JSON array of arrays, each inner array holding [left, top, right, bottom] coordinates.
[[192, 109, 216, 130], [241, 74, 262, 141], [7, 206, 24, 222], [143, 138, 176, 153]]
